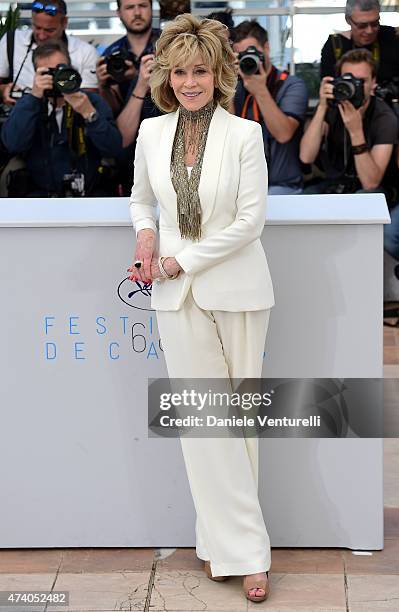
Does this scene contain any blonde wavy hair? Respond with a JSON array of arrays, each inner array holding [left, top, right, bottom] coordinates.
[[149, 13, 238, 113]]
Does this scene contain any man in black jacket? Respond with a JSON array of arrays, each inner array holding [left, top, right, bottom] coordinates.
[[320, 0, 399, 86], [1, 40, 122, 197]]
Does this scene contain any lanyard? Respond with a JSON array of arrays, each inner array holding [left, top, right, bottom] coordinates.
[[240, 66, 288, 123], [241, 94, 260, 121], [65, 103, 86, 160]]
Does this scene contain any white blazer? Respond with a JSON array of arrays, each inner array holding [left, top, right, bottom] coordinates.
[[129, 102, 275, 312]]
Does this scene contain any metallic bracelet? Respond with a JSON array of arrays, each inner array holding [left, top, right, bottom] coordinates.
[[352, 143, 369, 155], [158, 256, 180, 280]]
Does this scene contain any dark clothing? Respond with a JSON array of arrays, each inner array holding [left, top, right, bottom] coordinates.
[[1, 92, 123, 196], [103, 28, 160, 102], [384, 202, 399, 260], [318, 97, 398, 193], [125, 75, 163, 117], [234, 67, 309, 189], [116, 75, 163, 196], [321, 25, 399, 84], [102, 28, 162, 195]]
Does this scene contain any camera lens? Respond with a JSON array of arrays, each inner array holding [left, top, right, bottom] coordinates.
[[107, 57, 126, 78], [239, 55, 259, 75], [333, 81, 355, 101], [54, 67, 82, 94]]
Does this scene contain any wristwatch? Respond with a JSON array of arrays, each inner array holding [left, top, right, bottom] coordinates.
[[84, 109, 99, 124]]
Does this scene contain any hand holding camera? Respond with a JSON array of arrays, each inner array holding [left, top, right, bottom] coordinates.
[[135, 54, 156, 96], [63, 91, 95, 120], [319, 74, 365, 141], [319, 76, 335, 108], [32, 64, 82, 100], [320, 73, 365, 111], [337, 99, 364, 137], [330, 73, 365, 110], [96, 57, 112, 88], [105, 48, 137, 83], [32, 67, 55, 99], [237, 52, 266, 98], [237, 45, 265, 76]]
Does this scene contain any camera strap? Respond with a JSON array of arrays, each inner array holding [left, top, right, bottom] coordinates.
[[331, 33, 380, 67], [9, 38, 33, 96], [240, 67, 289, 123], [241, 94, 260, 122], [65, 103, 87, 166], [6, 29, 15, 83], [240, 67, 289, 164]]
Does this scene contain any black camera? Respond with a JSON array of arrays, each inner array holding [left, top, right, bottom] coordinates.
[[375, 77, 399, 103], [375, 77, 399, 119], [105, 48, 137, 82], [237, 45, 265, 75], [45, 64, 82, 97], [330, 72, 365, 109]]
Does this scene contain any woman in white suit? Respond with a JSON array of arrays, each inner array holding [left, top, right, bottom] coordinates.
[[127, 13, 274, 603]]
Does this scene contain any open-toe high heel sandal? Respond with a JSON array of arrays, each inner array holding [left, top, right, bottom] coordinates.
[[243, 570, 270, 603]]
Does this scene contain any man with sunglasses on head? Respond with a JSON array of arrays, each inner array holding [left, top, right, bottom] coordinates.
[[1, 39, 122, 197], [320, 0, 399, 85], [0, 0, 98, 106]]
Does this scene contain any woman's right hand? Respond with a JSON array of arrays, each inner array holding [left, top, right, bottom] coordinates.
[[128, 228, 156, 283]]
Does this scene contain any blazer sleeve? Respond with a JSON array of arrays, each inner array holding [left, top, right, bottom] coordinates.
[[175, 122, 268, 275], [129, 120, 158, 235]]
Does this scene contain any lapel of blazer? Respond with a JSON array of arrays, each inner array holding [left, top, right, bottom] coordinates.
[[155, 103, 230, 226]]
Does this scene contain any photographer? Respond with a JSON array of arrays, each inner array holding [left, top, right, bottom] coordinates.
[[112, 50, 163, 195], [300, 49, 398, 195], [321, 0, 399, 86], [231, 20, 308, 195], [96, 0, 160, 116], [0, 0, 98, 105], [116, 51, 161, 148], [1, 40, 122, 197]]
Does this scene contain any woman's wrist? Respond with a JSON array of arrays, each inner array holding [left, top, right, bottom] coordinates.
[[163, 257, 182, 277], [137, 228, 155, 245]]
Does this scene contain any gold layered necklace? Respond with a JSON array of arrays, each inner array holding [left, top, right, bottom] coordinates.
[[170, 99, 217, 241]]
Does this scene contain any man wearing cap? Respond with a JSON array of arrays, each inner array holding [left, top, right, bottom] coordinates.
[[0, 0, 99, 105]]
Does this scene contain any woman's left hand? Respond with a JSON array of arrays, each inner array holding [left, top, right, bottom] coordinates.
[[150, 257, 182, 281], [129, 256, 182, 283], [163, 257, 183, 277]]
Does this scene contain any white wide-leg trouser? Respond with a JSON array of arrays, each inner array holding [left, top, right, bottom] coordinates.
[[156, 287, 271, 577]]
